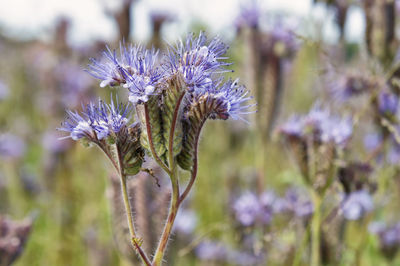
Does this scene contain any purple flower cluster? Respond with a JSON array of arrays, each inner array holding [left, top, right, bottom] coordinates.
[[173, 209, 197, 235], [195, 239, 261, 265], [164, 32, 230, 91], [85, 33, 253, 121], [232, 188, 313, 227], [234, 0, 261, 29], [59, 98, 131, 141], [280, 103, 353, 147]]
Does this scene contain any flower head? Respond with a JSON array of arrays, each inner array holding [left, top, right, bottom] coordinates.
[[59, 98, 131, 141], [341, 190, 373, 220], [87, 44, 162, 103], [235, 0, 261, 29], [280, 103, 353, 147], [164, 32, 230, 91]]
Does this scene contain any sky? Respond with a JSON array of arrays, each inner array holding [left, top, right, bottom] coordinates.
[[0, 0, 365, 45]]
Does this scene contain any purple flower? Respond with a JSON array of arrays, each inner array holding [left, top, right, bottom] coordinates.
[[280, 115, 305, 138], [328, 71, 377, 101], [164, 32, 230, 91], [370, 221, 400, 259], [378, 91, 398, 116], [364, 133, 382, 151], [233, 192, 261, 226], [205, 79, 255, 121], [280, 103, 353, 147], [87, 44, 162, 105], [232, 190, 275, 226], [341, 190, 373, 220], [234, 0, 261, 29], [59, 98, 131, 141], [284, 188, 314, 218], [173, 209, 197, 235], [42, 130, 71, 153], [0, 80, 9, 101], [0, 134, 26, 159], [195, 240, 228, 261]]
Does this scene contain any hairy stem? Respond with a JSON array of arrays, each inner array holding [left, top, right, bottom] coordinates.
[[115, 144, 151, 266], [310, 190, 321, 266], [152, 167, 180, 265]]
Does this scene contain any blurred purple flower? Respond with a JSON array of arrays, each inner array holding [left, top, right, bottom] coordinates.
[[341, 190, 373, 220], [280, 103, 353, 147], [378, 91, 398, 116], [195, 240, 228, 261], [54, 61, 93, 108], [173, 209, 197, 235], [233, 192, 261, 226], [370, 221, 400, 260], [234, 0, 261, 29], [0, 80, 9, 101], [364, 133, 382, 151], [284, 188, 314, 218], [42, 130, 71, 153], [0, 134, 26, 160]]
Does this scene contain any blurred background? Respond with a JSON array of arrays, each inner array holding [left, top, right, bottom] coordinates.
[[1, 0, 400, 265]]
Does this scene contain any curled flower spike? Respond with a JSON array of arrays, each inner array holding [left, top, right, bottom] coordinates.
[[207, 79, 256, 121], [177, 79, 254, 170], [164, 32, 230, 91], [59, 98, 131, 142]]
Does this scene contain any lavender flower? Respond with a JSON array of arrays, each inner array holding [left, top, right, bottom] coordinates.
[[0, 80, 9, 101], [0, 134, 26, 160], [87, 44, 162, 104], [341, 190, 373, 220], [370, 222, 400, 260], [59, 98, 131, 141], [232, 190, 275, 226], [234, 0, 261, 29], [280, 103, 353, 147], [233, 192, 261, 226], [328, 71, 377, 101], [378, 91, 398, 116], [364, 133, 382, 151], [164, 32, 230, 91], [195, 240, 228, 261], [173, 209, 197, 235], [283, 188, 314, 218]]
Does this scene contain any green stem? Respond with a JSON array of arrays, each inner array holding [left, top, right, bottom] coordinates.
[[115, 144, 151, 266], [310, 190, 321, 266], [152, 167, 180, 265]]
